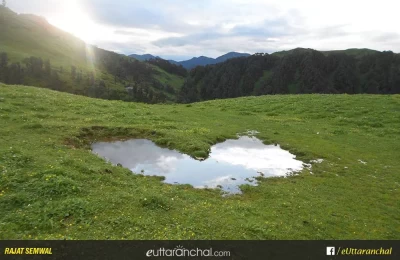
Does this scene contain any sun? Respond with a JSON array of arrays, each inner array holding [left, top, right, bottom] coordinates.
[[47, 0, 97, 43]]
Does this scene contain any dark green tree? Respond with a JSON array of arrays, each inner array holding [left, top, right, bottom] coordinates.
[[71, 66, 76, 79], [44, 59, 51, 75], [0, 52, 8, 67]]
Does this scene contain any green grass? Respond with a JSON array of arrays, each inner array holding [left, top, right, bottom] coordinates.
[[1, 83, 399, 240]]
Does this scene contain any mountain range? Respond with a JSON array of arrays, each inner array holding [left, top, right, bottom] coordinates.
[[1, 6, 399, 107], [129, 52, 251, 69]]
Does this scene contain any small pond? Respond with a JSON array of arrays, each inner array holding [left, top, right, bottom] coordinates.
[[91, 136, 305, 193]]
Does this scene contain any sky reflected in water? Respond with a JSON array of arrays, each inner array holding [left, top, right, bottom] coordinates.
[[92, 136, 304, 193]]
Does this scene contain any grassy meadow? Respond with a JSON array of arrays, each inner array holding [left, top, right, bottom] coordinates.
[[0, 83, 399, 240]]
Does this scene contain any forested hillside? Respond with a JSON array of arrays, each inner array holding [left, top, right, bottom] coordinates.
[[0, 6, 184, 103], [146, 58, 188, 77], [178, 48, 400, 103]]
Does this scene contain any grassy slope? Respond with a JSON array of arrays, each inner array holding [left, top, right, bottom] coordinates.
[[1, 84, 399, 240], [153, 67, 185, 92], [0, 7, 184, 98]]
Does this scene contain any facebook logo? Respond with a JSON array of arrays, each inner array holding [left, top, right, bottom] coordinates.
[[326, 247, 335, 255]]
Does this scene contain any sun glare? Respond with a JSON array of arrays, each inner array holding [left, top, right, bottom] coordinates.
[[47, 0, 97, 43]]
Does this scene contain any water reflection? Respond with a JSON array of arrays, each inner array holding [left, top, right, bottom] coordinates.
[[92, 136, 304, 193]]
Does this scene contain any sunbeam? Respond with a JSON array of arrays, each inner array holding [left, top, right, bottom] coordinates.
[[85, 43, 97, 78], [47, 0, 97, 43]]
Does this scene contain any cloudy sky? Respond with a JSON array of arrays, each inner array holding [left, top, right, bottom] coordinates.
[[8, 0, 400, 61]]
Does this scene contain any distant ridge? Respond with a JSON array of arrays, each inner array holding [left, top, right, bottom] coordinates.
[[129, 52, 251, 69], [128, 54, 160, 61]]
